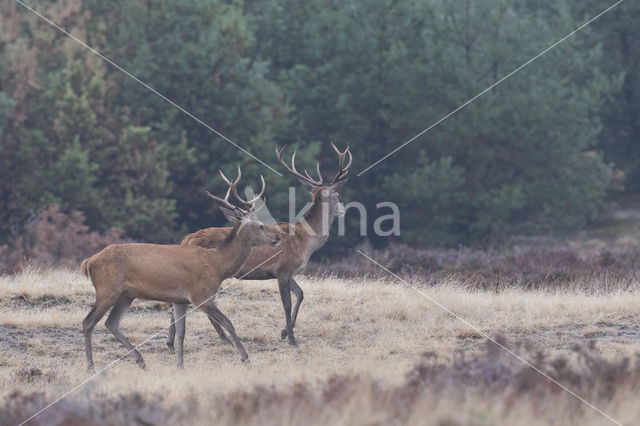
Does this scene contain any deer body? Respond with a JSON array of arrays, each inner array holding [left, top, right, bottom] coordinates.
[[84, 239, 251, 305], [184, 205, 333, 279], [170, 144, 351, 346], [81, 169, 279, 369]]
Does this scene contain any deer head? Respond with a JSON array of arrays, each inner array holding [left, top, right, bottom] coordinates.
[[206, 166, 281, 247], [276, 142, 352, 219]]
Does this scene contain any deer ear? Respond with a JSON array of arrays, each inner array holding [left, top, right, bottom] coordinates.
[[331, 179, 348, 193], [218, 206, 243, 223]]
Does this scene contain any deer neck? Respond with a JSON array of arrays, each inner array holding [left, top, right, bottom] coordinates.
[[302, 195, 334, 248], [216, 223, 253, 279]]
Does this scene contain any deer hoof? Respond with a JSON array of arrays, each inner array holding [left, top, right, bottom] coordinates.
[[137, 359, 147, 370], [166, 341, 175, 353], [282, 329, 298, 345]]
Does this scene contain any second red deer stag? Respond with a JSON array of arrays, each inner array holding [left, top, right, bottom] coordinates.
[[80, 167, 280, 369], [169, 142, 351, 346]]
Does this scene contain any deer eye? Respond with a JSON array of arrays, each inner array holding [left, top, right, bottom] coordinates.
[[260, 224, 265, 230]]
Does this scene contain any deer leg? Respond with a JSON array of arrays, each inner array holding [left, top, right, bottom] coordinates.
[[173, 304, 187, 368], [208, 316, 231, 344], [278, 277, 297, 345], [105, 293, 146, 369], [83, 292, 120, 372], [167, 307, 176, 352], [281, 277, 304, 341], [168, 304, 229, 350], [289, 277, 304, 329], [199, 301, 248, 362]]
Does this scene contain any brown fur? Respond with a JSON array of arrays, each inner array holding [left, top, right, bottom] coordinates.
[[171, 184, 345, 346], [80, 259, 89, 278], [168, 144, 351, 346], [82, 218, 280, 370]]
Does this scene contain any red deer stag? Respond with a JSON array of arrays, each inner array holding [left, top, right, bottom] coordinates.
[[169, 143, 351, 346], [80, 167, 280, 369]]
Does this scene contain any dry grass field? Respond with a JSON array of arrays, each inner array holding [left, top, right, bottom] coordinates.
[[1, 267, 640, 425]]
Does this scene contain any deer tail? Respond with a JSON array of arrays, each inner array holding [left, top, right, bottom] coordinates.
[[80, 258, 91, 280]]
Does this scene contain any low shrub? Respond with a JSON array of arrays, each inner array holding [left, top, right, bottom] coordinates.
[[0, 205, 128, 274], [3, 339, 638, 425], [306, 241, 640, 289]]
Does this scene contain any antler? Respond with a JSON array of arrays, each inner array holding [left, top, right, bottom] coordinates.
[[330, 142, 352, 184], [276, 145, 324, 187], [231, 174, 266, 209], [206, 165, 265, 212], [205, 187, 239, 213]]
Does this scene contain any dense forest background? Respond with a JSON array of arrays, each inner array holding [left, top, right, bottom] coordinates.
[[0, 0, 638, 259]]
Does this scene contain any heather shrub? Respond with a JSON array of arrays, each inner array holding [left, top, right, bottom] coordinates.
[[306, 241, 640, 289], [3, 340, 638, 425], [406, 338, 640, 399], [2, 391, 175, 426], [200, 340, 639, 424], [0, 204, 128, 273]]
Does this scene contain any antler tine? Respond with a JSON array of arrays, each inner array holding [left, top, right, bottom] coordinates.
[[330, 142, 352, 184], [303, 162, 323, 185], [246, 175, 266, 205], [340, 147, 353, 176], [218, 165, 242, 189], [217, 170, 231, 190], [275, 144, 287, 164], [216, 166, 251, 211], [234, 164, 242, 185], [230, 174, 266, 209], [330, 141, 343, 156], [276, 144, 323, 186], [205, 189, 238, 212]]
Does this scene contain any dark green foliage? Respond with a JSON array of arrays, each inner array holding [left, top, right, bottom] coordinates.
[[248, 0, 619, 244], [0, 0, 287, 243], [0, 0, 634, 251], [383, 155, 464, 245], [591, 2, 640, 192], [85, 0, 291, 233]]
